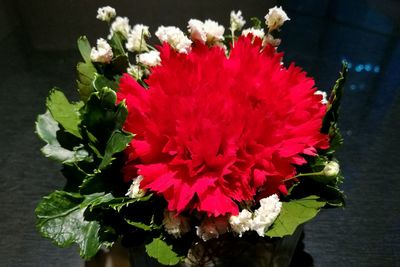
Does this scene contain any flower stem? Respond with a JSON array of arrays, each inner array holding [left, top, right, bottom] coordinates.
[[283, 170, 324, 182]]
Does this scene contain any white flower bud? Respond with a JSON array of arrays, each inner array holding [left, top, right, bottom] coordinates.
[[230, 10, 246, 32], [229, 209, 253, 237], [126, 24, 150, 52], [163, 210, 190, 238], [96, 6, 116, 22], [155, 26, 192, 53], [265, 6, 290, 31], [323, 161, 340, 177], [251, 194, 282, 236], [137, 50, 161, 67], [125, 175, 146, 198], [314, 90, 328, 104], [90, 38, 113, 64], [109, 16, 131, 39]]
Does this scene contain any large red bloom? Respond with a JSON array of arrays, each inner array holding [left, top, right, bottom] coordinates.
[[117, 36, 329, 217]]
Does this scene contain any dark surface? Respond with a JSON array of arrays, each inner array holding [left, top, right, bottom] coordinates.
[[0, 1, 399, 266]]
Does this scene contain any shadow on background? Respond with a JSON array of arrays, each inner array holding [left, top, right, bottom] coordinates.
[[0, 0, 399, 266]]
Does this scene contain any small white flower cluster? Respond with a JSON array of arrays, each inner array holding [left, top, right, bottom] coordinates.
[[155, 26, 192, 53], [110, 16, 131, 39], [196, 216, 228, 241], [163, 210, 190, 238], [125, 175, 146, 198], [314, 90, 328, 105], [96, 6, 116, 22], [138, 50, 161, 67], [187, 19, 225, 44], [126, 24, 150, 53], [229, 194, 282, 237], [242, 27, 265, 40], [230, 10, 246, 32], [265, 6, 290, 32], [90, 38, 113, 64], [127, 65, 144, 80]]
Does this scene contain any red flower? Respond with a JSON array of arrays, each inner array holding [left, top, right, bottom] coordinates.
[[117, 36, 329, 217]]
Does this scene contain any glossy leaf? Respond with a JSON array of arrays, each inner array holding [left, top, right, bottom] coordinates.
[[35, 191, 107, 260], [99, 130, 133, 170], [36, 111, 90, 164], [266, 196, 326, 238]]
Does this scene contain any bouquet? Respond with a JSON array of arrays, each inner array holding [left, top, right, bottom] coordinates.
[[35, 5, 347, 266]]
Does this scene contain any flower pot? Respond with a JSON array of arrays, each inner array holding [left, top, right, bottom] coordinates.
[[129, 226, 303, 267]]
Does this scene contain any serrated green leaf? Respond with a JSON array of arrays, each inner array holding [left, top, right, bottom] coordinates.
[[36, 112, 90, 164], [78, 36, 92, 63], [145, 238, 182, 266], [125, 219, 153, 231], [35, 191, 105, 260], [77, 62, 97, 101], [321, 63, 348, 134], [46, 89, 83, 138], [266, 196, 326, 238], [99, 130, 133, 170], [36, 111, 59, 145]]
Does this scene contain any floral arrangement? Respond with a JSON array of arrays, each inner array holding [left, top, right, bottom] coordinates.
[[35, 5, 347, 266]]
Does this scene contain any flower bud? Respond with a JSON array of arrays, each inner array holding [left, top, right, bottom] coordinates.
[[264, 6, 290, 31], [323, 161, 340, 177]]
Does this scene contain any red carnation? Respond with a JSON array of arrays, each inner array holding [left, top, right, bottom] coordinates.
[[117, 36, 329, 217]]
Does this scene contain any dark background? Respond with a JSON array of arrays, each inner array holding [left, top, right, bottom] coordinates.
[[1, 0, 399, 266]]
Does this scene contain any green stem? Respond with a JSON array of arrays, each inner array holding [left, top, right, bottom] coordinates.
[[283, 170, 324, 182]]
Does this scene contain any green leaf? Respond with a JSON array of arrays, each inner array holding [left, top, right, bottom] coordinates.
[[145, 238, 182, 266], [92, 73, 118, 91], [125, 219, 153, 231], [250, 17, 262, 29], [77, 36, 92, 63], [266, 196, 326, 238], [46, 89, 83, 138], [321, 62, 348, 134], [36, 111, 90, 164], [109, 32, 126, 56], [35, 191, 106, 260], [99, 130, 133, 170], [77, 62, 97, 101]]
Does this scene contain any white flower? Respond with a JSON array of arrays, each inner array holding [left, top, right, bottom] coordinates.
[[196, 217, 228, 241], [251, 194, 282, 236], [163, 210, 190, 238], [187, 19, 206, 43], [230, 10, 246, 32], [125, 175, 146, 198], [323, 161, 340, 177], [96, 6, 116, 22], [229, 209, 253, 237], [265, 6, 290, 31], [242, 27, 265, 40], [109, 16, 131, 39], [314, 90, 328, 104], [126, 24, 150, 52], [127, 65, 144, 80], [90, 38, 113, 64], [263, 34, 281, 47], [203, 19, 225, 43], [155, 26, 192, 53], [138, 50, 161, 67]]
